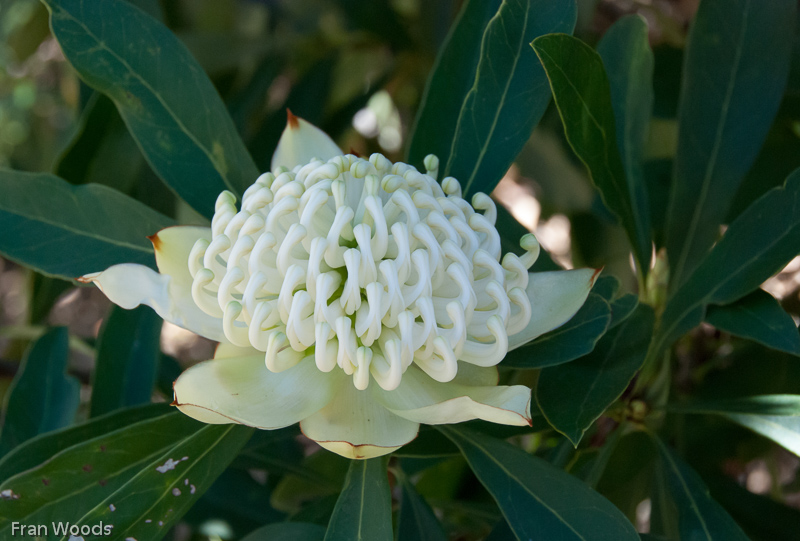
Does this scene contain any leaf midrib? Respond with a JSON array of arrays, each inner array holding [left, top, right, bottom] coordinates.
[[670, 0, 751, 287], [48, 2, 231, 190]]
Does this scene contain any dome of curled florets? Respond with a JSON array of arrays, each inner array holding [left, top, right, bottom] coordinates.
[[187, 153, 540, 391]]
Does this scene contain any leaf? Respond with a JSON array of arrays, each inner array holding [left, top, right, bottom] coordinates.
[[608, 293, 638, 329], [0, 327, 79, 457], [652, 436, 749, 541], [668, 395, 800, 455], [0, 407, 201, 535], [324, 456, 393, 541], [42, 0, 259, 218], [533, 33, 651, 274], [241, 523, 327, 541], [653, 170, 800, 360], [706, 473, 800, 541], [55, 92, 145, 193], [705, 289, 800, 355], [90, 305, 163, 417], [408, 0, 577, 198], [0, 403, 168, 482], [664, 0, 797, 289], [503, 292, 611, 369], [438, 425, 639, 540], [396, 472, 448, 541], [0, 169, 174, 279], [73, 424, 253, 540], [536, 304, 654, 445]]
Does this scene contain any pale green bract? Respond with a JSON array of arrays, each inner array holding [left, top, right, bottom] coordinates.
[[81, 115, 597, 459]]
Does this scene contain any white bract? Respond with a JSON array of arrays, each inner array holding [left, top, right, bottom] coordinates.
[[81, 114, 597, 459]]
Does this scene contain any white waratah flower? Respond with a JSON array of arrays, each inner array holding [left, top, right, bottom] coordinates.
[[80, 114, 597, 459]]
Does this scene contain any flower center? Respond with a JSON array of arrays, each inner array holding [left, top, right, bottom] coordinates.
[[188, 153, 539, 391]]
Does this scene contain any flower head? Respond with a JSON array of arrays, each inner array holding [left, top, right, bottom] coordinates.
[[81, 114, 597, 458]]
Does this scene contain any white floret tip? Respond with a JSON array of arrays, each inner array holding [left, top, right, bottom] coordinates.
[[189, 153, 539, 392]]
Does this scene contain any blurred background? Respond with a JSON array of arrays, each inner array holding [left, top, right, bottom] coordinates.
[[2, 0, 800, 538]]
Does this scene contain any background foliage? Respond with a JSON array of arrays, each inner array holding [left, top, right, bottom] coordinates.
[[1, 0, 799, 539]]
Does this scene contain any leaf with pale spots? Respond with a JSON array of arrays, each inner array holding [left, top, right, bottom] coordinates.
[[68, 424, 252, 540], [0, 406, 203, 536]]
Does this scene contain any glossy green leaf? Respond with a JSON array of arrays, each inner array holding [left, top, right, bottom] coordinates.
[[439, 425, 639, 540], [504, 292, 611, 369], [0, 403, 168, 482], [408, 0, 577, 198], [42, 0, 259, 218], [664, 0, 797, 289], [537, 304, 654, 445], [55, 93, 145, 192], [0, 169, 173, 279], [324, 456, 392, 541], [652, 436, 749, 540], [396, 472, 448, 541], [668, 395, 800, 455], [654, 170, 800, 360], [241, 522, 326, 541], [608, 293, 638, 328], [74, 424, 253, 540], [533, 33, 651, 274], [90, 305, 163, 417], [0, 408, 201, 535], [705, 289, 800, 355], [0, 327, 79, 457], [597, 13, 653, 255]]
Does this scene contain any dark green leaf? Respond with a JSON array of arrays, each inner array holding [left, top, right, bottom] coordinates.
[[0, 408, 201, 534], [409, 0, 577, 198], [667, 395, 800, 455], [609, 293, 638, 328], [536, 304, 654, 445], [42, 0, 259, 217], [55, 93, 145, 193], [664, 0, 797, 288], [90, 305, 162, 417], [705, 289, 800, 355], [652, 436, 749, 541], [439, 425, 639, 540], [324, 456, 392, 541], [707, 473, 800, 541], [654, 170, 800, 360], [0, 169, 173, 279], [187, 468, 283, 534], [242, 523, 326, 541], [533, 34, 651, 274], [396, 472, 447, 541], [503, 292, 611, 369], [0, 327, 79, 456], [0, 403, 168, 482], [597, 13, 654, 260], [74, 424, 253, 540], [407, 0, 501, 173]]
